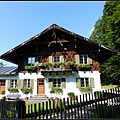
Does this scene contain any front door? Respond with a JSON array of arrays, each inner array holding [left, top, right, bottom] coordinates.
[[37, 78, 45, 94], [0, 80, 6, 93]]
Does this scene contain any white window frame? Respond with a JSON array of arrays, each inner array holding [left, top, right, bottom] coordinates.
[[81, 78, 89, 87], [52, 56, 60, 62], [80, 55, 88, 64], [28, 57, 35, 66], [23, 79, 30, 88], [53, 78, 61, 87], [10, 80, 17, 88]]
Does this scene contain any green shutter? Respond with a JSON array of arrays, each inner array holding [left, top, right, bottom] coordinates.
[[17, 80, 20, 89], [76, 78, 81, 88], [88, 54, 93, 64], [90, 78, 94, 88], [30, 79, 34, 88], [61, 56, 64, 62], [17, 79, 23, 89], [75, 55, 80, 65], [7, 80, 11, 89], [49, 56, 53, 63], [61, 78, 66, 89], [49, 78, 53, 89]]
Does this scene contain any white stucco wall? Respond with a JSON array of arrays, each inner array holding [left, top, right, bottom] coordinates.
[[1, 70, 101, 99]]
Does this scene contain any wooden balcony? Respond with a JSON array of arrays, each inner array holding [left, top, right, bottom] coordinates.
[[40, 67, 74, 75]]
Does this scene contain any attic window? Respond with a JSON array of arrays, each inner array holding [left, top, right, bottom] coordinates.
[[80, 55, 88, 64], [28, 57, 35, 66], [53, 56, 60, 62]]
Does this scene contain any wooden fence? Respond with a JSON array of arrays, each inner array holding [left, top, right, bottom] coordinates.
[[0, 87, 120, 119]]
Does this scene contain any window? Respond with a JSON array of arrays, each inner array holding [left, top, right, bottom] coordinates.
[[53, 56, 60, 62], [53, 78, 61, 87], [81, 78, 89, 87], [24, 79, 30, 88], [49, 78, 66, 88], [10, 80, 17, 88], [80, 55, 88, 64], [28, 57, 35, 66]]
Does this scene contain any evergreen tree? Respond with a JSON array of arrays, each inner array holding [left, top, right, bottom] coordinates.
[[90, 1, 120, 85]]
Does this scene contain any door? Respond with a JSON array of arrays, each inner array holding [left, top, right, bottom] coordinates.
[[37, 78, 45, 94], [0, 80, 6, 93]]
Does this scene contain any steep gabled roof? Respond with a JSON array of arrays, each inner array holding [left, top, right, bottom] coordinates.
[[0, 23, 117, 64]]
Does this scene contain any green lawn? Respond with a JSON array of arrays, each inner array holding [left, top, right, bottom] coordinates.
[[101, 84, 118, 89], [25, 100, 75, 114]]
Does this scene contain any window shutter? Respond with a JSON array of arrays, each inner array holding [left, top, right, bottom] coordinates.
[[17, 80, 20, 89], [49, 78, 53, 89], [49, 56, 53, 63], [61, 56, 64, 62], [75, 55, 80, 65], [76, 78, 81, 88], [88, 55, 93, 64], [7, 80, 10, 89], [30, 79, 34, 88], [18, 79, 23, 89], [90, 78, 94, 88], [61, 78, 66, 88]]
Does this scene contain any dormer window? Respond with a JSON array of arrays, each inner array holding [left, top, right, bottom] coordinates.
[[28, 57, 35, 66], [80, 55, 88, 64]]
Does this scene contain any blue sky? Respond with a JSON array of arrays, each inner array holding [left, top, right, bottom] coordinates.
[[0, 1, 105, 66]]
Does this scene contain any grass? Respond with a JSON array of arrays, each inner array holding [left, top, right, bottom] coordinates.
[[25, 100, 76, 114], [101, 84, 118, 89]]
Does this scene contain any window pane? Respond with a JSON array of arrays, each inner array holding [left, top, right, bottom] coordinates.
[[84, 56, 87, 64], [85, 78, 89, 86], [81, 78, 84, 87], [28, 57, 35, 65], [53, 56, 60, 62], [80, 55, 83, 64]]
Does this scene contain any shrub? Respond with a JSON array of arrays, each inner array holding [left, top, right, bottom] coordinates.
[[25, 66, 36, 71], [67, 92, 75, 97], [79, 87, 92, 92], [1, 90, 5, 94], [50, 87, 63, 94], [21, 87, 33, 94], [8, 87, 19, 93], [65, 61, 74, 66]]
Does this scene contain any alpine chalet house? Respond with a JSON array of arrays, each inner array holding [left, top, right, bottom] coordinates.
[[0, 24, 116, 99]]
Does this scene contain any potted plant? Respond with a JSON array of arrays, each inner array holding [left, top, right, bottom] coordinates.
[[54, 62, 61, 68], [21, 87, 33, 94], [82, 64, 91, 71], [8, 87, 19, 93], [1, 90, 5, 95], [25, 66, 36, 72], [50, 87, 55, 94], [34, 62, 45, 70], [44, 62, 53, 70], [54, 87, 63, 94], [79, 87, 92, 93], [77, 64, 82, 70], [60, 62, 65, 69], [67, 92, 75, 100]]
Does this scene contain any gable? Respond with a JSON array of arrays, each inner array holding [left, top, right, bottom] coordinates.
[[0, 24, 117, 65]]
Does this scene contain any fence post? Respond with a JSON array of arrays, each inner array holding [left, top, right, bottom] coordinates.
[[16, 99, 26, 118], [1, 99, 5, 118]]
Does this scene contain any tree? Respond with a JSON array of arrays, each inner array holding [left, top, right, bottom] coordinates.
[[90, 1, 120, 85]]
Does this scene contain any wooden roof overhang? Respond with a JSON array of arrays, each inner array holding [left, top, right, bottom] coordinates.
[[0, 24, 117, 65]]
